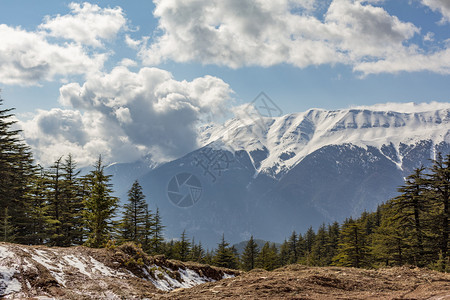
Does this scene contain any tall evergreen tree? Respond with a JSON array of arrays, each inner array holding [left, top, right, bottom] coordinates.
[[372, 204, 408, 266], [83, 156, 119, 248], [241, 235, 259, 271], [326, 222, 340, 264], [278, 239, 290, 267], [46, 157, 64, 245], [333, 218, 370, 268], [390, 167, 430, 266], [189, 238, 205, 263], [120, 180, 147, 244], [213, 234, 238, 269], [256, 242, 278, 271], [305, 226, 316, 254], [174, 230, 191, 261], [310, 224, 328, 266], [428, 154, 450, 267], [147, 207, 164, 254], [60, 154, 84, 246], [287, 231, 299, 264], [25, 166, 51, 245], [0, 207, 15, 242], [0, 98, 35, 244]]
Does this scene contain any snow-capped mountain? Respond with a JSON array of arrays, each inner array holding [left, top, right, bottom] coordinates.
[[112, 103, 450, 248], [200, 103, 450, 179]]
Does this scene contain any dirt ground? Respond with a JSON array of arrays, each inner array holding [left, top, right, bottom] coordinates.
[[2, 242, 449, 299], [155, 264, 450, 300]]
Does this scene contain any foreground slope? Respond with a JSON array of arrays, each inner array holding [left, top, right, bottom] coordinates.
[[157, 265, 450, 300], [0, 242, 237, 299]]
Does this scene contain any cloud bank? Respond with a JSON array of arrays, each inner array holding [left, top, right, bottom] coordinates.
[[139, 0, 450, 75], [20, 67, 233, 166], [0, 2, 127, 86]]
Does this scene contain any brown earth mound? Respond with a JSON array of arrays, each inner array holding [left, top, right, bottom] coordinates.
[[156, 264, 450, 299], [0, 242, 239, 299]]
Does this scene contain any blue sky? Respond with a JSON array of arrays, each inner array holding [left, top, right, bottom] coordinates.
[[1, 0, 450, 166]]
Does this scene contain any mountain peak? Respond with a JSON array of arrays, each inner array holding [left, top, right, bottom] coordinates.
[[201, 103, 450, 178]]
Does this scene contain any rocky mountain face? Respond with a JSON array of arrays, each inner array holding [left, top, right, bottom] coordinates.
[[109, 104, 450, 248]]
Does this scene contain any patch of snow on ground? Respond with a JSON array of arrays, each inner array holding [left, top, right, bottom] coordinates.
[[147, 265, 217, 292], [0, 246, 13, 260], [63, 255, 91, 278], [30, 250, 66, 286], [223, 273, 235, 279], [178, 268, 213, 288], [89, 257, 127, 278], [0, 266, 21, 296]]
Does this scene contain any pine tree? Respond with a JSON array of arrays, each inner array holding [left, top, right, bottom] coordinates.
[[25, 166, 51, 245], [428, 154, 450, 268], [287, 231, 299, 264], [256, 242, 278, 271], [83, 156, 119, 248], [333, 218, 370, 268], [372, 204, 408, 266], [189, 238, 205, 263], [390, 167, 430, 266], [278, 239, 290, 267], [241, 235, 259, 271], [0, 207, 15, 242], [174, 230, 191, 261], [120, 180, 147, 244], [326, 222, 340, 264], [203, 249, 214, 265], [213, 234, 238, 269], [305, 226, 316, 254], [46, 157, 64, 245], [60, 154, 84, 246], [0, 98, 35, 244], [148, 207, 164, 254], [310, 224, 328, 266]]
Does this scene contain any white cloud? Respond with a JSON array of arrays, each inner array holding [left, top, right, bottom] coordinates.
[[354, 47, 450, 75], [422, 0, 450, 24], [0, 24, 107, 86], [424, 31, 435, 42], [125, 34, 142, 49], [350, 101, 450, 113], [20, 67, 233, 166], [39, 2, 127, 47], [119, 58, 138, 67], [0, 2, 132, 86], [139, 0, 450, 75]]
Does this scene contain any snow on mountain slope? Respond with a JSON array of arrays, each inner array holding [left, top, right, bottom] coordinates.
[[200, 102, 450, 178]]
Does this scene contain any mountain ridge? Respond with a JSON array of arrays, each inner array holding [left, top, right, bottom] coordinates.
[[106, 102, 450, 247], [200, 104, 450, 179]]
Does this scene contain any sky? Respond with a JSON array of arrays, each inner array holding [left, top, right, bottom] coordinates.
[[0, 0, 450, 167]]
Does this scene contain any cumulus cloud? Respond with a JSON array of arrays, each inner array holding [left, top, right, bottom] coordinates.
[[0, 24, 107, 85], [39, 2, 127, 47], [139, 0, 450, 75], [0, 2, 130, 86], [422, 0, 450, 23], [20, 67, 233, 166], [354, 47, 450, 75]]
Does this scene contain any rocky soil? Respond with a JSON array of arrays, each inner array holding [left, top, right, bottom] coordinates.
[[1, 242, 449, 299], [0, 242, 237, 299], [157, 264, 450, 300]]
